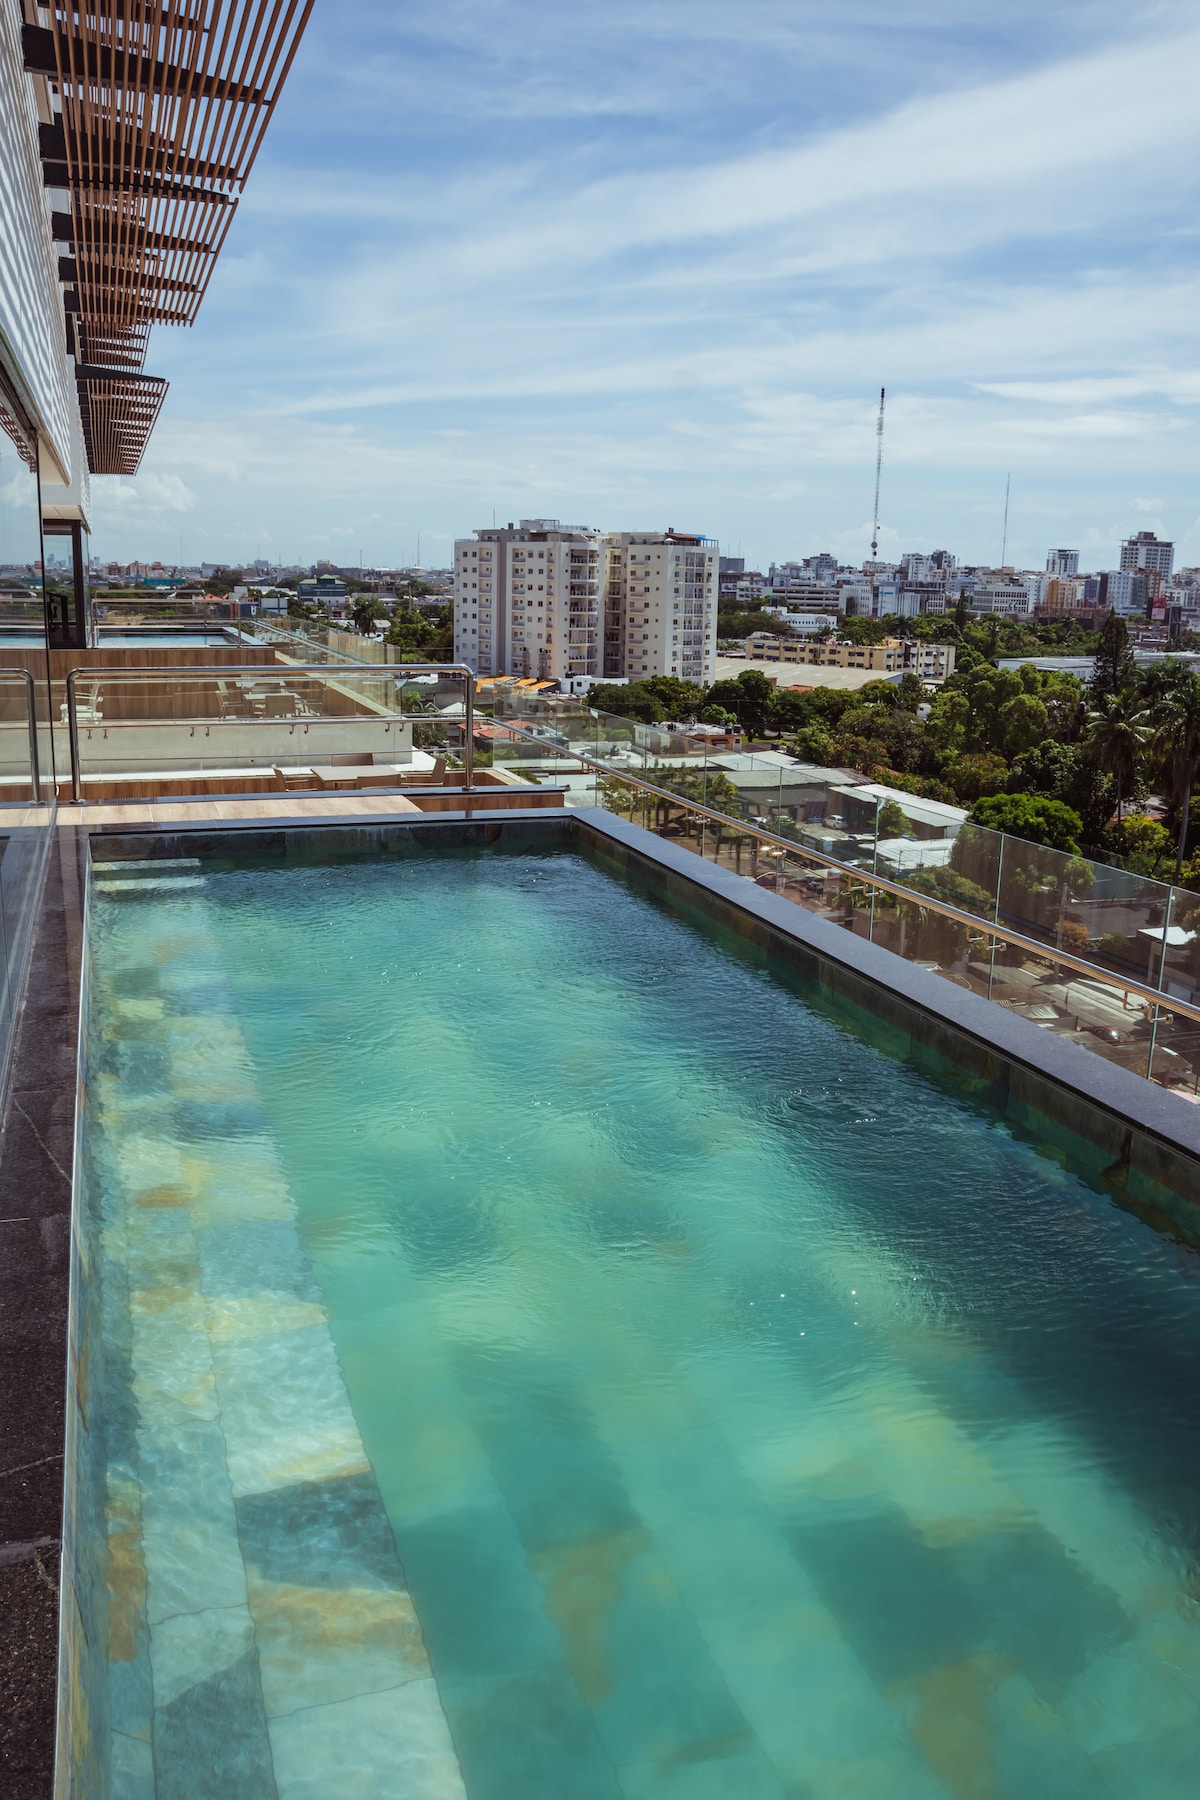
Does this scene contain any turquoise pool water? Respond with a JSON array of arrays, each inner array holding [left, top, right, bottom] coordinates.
[[76, 845, 1200, 1799]]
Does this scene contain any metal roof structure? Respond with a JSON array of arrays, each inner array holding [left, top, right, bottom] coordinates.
[[23, 0, 312, 473]]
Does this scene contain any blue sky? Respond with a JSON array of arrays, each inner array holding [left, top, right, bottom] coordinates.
[[91, 0, 1200, 573]]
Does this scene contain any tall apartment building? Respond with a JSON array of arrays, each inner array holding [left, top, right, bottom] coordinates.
[[453, 520, 602, 680], [1046, 548, 1080, 578], [1121, 531, 1174, 578], [1100, 568, 1148, 618], [602, 532, 718, 683], [453, 524, 718, 684]]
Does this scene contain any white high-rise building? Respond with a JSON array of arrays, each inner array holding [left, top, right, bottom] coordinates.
[[1120, 531, 1174, 578], [453, 520, 601, 680], [1046, 548, 1080, 578], [601, 532, 718, 684], [454, 523, 718, 684]]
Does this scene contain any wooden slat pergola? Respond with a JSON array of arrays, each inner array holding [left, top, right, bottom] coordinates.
[[24, 0, 313, 473]]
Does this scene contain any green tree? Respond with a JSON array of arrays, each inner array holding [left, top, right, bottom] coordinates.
[[787, 724, 836, 765], [998, 691, 1050, 760], [892, 865, 996, 965], [968, 793, 1083, 853], [771, 688, 818, 736], [1084, 691, 1151, 827], [894, 671, 926, 712], [1090, 609, 1135, 700], [948, 753, 1010, 804], [877, 798, 912, 838], [585, 682, 666, 724], [704, 670, 774, 737], [640, 675, 707, 718], [352, 596, 386, 635], [1150, 672, 1200, 881], [924, 688, 969, 756], [1007, 738, 1114, 850], [857, 679, 904, 708], [879, 708, 924, 774], [1117, 815, 1174, 880]]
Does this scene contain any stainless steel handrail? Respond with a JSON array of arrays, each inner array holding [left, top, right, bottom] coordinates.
[[490, 716, 1200, 1033], [0, 668, 41, 803], [65, 662, 474, 804]]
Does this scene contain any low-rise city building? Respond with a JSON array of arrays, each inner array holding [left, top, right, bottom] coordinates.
[[742, 634, 956, 681]]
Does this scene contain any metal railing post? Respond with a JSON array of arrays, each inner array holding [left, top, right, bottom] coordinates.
[[463, 667, 474, 792], [988, 833, 1005, 1001], [1146, 889, 1175, 1083], [16, 670, 41, 804], [66, 667, 82, 804]]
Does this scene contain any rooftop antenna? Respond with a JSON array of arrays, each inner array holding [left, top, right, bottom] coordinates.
[[1000, 472, 1011, 566], [870, 387, 885, 558]]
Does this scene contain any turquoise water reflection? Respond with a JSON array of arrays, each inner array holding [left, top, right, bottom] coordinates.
[[93, 848, 1200, 1798]]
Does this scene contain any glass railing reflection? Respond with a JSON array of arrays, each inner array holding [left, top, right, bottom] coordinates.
[[486, 698, 1200, 1097], [65, 665, 473, 799]]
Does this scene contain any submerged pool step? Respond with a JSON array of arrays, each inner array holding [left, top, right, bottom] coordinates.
[[92, 859, 201, 873], [93, 860, 206, 896], [93, 876, 207, 894]]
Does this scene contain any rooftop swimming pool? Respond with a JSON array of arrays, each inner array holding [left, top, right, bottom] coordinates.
[[0, 629, 242, 647], [68, 836, 1200, 1798], [93, 630, 244, 647]]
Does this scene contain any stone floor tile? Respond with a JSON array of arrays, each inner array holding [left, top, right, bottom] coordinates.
[[108, 1649, 154, 1745], [397, 1500, 563, 1682], [235, 1469, 407, 1593], [268, 1678, 465, 1800], [439, 1661, 620, 1800], [196, 1219, 322, 1306], [250, 1578, 431, 1720], [701, 1597, 954, 1800], [129, 1303, 218, 1425], [211, 1324, 369, 1498], [153, 1641, 276, 1800], [618, 1742, 789, 1800], [142, 1516, 247, 1625], [188, 1140, 294, 1226], [205, 1293, 326, 1346], [110, 1727, 155, 1799], [149, 1604, 256, 1711]]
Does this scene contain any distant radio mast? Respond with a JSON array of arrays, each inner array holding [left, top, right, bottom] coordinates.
[[1000, 472, 1011, 566], [870, 387, 885, 558]]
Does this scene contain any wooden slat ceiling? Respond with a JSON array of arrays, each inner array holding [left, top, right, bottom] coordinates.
[[25, 0, 312, 474]]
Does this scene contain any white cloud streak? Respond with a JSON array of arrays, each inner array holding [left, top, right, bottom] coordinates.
[[98, 7, 1200, 571]]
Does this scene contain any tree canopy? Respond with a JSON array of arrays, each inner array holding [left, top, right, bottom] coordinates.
[[968, 793, 1083, 853]]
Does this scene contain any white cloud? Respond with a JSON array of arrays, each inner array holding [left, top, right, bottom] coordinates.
[[91, 472, 198, 525], [101, 8, 1200, 571]]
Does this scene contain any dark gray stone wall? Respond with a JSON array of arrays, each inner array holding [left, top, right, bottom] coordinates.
[[0, 829, 87, 1799]]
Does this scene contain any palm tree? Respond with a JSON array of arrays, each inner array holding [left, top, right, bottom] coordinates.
[[1151, 673, 1200, 883], [1084, 691, 1151, 830]]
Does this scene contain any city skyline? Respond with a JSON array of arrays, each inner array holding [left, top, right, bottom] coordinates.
[[77, 0, 1200, 573]]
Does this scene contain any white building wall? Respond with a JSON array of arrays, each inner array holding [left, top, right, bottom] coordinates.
[[602, 534, 718, 684], [453, 521, 600, 680]]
